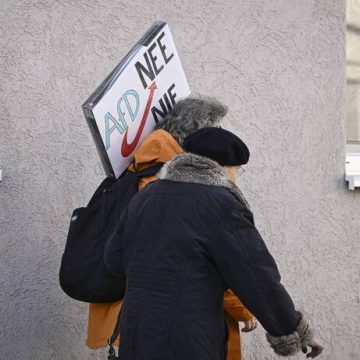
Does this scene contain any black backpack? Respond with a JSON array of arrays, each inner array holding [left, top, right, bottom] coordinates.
[[59, 165, 162, 303]]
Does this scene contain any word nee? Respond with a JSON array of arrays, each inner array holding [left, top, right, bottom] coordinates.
[[135, 31, 174, 89]]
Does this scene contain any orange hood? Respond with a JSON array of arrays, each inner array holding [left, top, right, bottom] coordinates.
[[128, 129, 183, 172]]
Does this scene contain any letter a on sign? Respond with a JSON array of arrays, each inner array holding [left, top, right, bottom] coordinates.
[[82, 21, 190, 178]]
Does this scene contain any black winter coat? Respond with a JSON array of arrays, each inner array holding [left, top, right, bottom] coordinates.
[[104, 153, 308, 360]]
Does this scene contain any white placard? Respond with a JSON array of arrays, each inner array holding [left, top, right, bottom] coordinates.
[[85, 23, 190, 178]]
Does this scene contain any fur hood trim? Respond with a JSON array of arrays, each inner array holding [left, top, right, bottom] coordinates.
[[266, 313, 314, 356], [158, 153, 249, 207]]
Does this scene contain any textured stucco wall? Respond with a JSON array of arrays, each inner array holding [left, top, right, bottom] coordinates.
[[0, 1, 359, 359]]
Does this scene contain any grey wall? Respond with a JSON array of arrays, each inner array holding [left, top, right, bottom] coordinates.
[[1, 1, 359, 359]]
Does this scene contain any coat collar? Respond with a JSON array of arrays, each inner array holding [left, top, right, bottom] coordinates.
[[158, 153, 249, 207]]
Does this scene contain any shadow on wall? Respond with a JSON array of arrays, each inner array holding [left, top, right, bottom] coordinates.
[[346, 18, 360, 141]]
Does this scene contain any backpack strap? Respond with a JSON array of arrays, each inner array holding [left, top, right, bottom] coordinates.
[[133, 164, 163, 178], [88, 177, 115, 207], [107, 307, 122, 359]]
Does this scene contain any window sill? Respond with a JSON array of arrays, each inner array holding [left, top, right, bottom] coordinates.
[[346, 151, 360, 190]]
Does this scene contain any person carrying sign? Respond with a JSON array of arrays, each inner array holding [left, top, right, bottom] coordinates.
[[86, 97, 257, 359], [104, 126, 323, 359]]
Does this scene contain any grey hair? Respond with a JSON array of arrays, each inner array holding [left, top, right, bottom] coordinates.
[[156, 97, 228, 145]]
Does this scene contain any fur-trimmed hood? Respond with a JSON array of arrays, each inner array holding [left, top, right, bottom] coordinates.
[[156, 97, 227, 145], [158, 152, 250, 208]]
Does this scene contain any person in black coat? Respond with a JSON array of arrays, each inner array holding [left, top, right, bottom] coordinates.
[[104, 128, 323, 359]]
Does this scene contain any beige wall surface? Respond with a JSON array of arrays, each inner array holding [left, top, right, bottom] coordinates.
[[1, 1, 359, 359]]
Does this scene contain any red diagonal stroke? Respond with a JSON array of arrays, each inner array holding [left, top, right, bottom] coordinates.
[[121, 82, 157, 158]]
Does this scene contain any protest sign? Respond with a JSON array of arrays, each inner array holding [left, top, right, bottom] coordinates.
[[83, 21, 190, 178]]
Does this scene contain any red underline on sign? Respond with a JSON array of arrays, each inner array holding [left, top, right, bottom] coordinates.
[[121, 82, 157, 158]]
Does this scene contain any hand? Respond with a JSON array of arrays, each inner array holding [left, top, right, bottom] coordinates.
[[241, 317, 258, 333], [302, 340, 323, 358]]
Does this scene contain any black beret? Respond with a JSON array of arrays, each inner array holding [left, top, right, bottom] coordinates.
[[182, 127, 250, 166]]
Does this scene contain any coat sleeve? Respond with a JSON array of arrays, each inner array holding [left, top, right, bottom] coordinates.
[[208, 204, 314, 356], [103, 206, 130, 277]]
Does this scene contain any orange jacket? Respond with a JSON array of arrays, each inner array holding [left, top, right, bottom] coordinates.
[[86, 129, 253, 359]]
